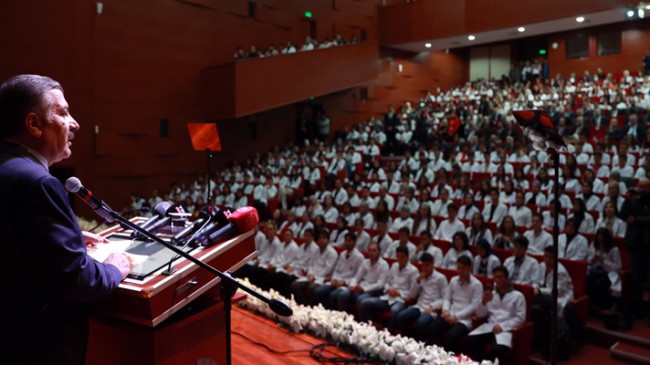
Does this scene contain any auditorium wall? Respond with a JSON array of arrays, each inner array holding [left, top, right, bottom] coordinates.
[[547, 20, 650, 78]]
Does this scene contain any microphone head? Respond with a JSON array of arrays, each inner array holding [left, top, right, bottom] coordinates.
[[268, 299, 293, 317], [152, 201, 173, 216], [214, 206, 235, 227], [65, 177, 82, 193], [229, 206, 259, 232], [198, 204, 219, 219]]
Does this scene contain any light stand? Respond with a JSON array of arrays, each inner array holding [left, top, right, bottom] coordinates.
[[103, 207, 292, 365], [512, 110, 567, 365]]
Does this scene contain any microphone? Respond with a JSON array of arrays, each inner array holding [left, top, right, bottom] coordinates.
[[131, 202, 186, 240], [65, 177, 116, 223], [185, 206, 234, 247], [171, 204, 219, 245], [203, 206, 259, 247], [133, 201, 171, 235]]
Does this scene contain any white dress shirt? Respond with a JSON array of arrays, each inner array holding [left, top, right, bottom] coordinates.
[[434, 218, 466, 242], [470, 288, 526, 348], [407, 270, 448, 313], [381, 262, 419, 304], [504, 255, 539, 285], [523, 229, 553, 255], [557, 233, 589, 261], [443, 275, 483, 329], [350, 257, 390, 292]]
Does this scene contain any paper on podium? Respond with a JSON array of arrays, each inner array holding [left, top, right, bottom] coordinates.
[[87, 240, 148, 267]]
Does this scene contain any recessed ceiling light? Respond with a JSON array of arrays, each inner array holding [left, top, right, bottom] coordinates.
[[627, 9, 635, 17], [425, 43, 432, 48], [576, 16, 585, 22], [646, 4, 650, 9], [517, 27, 526, 33], [468, 35, 476, 41]]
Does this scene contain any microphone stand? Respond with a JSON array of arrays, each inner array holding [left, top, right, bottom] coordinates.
[[103, 207, 292, 365]]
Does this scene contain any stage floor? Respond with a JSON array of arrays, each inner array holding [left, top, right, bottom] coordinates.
[[232, 305, 354, 365]]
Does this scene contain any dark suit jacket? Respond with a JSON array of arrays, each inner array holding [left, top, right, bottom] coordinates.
[[0, 141, 123, 365]]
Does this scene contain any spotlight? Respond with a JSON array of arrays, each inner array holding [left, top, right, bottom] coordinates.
[[576, 16, 585, 22], [518, 26, 526, 32], [425, 43, 432, 48], [468, 35, 476, 41], [627, 9, 635, 17], [639, 9, 645, 18]]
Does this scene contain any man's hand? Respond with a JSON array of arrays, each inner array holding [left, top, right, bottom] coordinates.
[[82, 231, 109, 247], [387, 288, 400, 297], [104, 252, 133, 280], [482, 290, 493, 305], [492, 324, 503, 334]]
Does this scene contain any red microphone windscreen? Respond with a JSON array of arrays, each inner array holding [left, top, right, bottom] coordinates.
[[229, 206, 259, 232]]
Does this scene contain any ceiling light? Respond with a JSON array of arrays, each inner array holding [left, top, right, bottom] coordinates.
[[627, 9, 635, 17], [425, 43, 432, 48], [517, 27, 526, 32], [639, 9, 645, 18], [646, 4, 650, 9], [576, 16, 585, 22], [468, 35, 476, 41]]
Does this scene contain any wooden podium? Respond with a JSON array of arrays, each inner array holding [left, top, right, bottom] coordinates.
[[86, 223, 256, 365]]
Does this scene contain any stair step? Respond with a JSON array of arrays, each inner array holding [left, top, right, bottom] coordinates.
[[611, 341, 650, 364]]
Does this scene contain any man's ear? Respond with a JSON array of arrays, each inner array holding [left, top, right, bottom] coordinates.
[[24, 112, 43, 138]]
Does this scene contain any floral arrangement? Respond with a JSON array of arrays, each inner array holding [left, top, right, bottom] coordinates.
[[236, 278, 494, 365]]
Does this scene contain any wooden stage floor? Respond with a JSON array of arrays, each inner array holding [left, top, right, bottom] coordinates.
[[232, 305, 355, 365]]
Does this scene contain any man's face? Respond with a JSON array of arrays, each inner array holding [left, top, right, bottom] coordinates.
[[543, 251, 554, 267], [396, 251, 408, 266], [344, 236, 355, 251], [421, 261, 434, 276], [37, 89, 79, 165], [494, 270, 508, 291], [513, 244, 525, 258], [456, 262, 471, 277], [368, 244, 380, 260], [532, 216, 542, 230]]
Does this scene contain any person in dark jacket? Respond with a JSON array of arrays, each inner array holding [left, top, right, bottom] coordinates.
[[0, 74, 132, 364]]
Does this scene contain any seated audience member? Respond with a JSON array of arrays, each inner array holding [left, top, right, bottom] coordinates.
[[329, 217, 349, 247], [458, 192, 481, 221], [503, 236, 539, 286], [357, 246, 419, 332], [272, 228, 318, 297], [322, 195, 339, 224], [595, 200, 627, 238], [295, 211, 315, 238], [600, 180, 625, 215], [290, 230, 338, 305], [385, 227, 417, 260], [542, 200, 566, 232], [569, 198, 595, 235], [357, 202, 375, 229], [334, 242, 390, 312], [531, 246, 575, 354], [576, 181, 601, 212], [315, 233, 365, 308], [472, 239, 501, 278], [482, 188, 509, 226], [414, 231, 443, 264], [412, 204, 437, 236], [353, 218, 371, 251], [524, 213, 553, 254], [586, 228, 622, 311], [434, 203, 466, 242], [526, 180, 548, 207], [464, 266, 526, 364], [466, 212, 494, 246], [557, 218, 589, 261], [396, 253, 448, 340], [372, 219, 395, 255], [493, 215, 520, 250], [258, 229, 300, 290], [508, 191, 533, 228], [245, 222, 280, 286], [424, 256, 482, 353], [440, 231, 473, 270], [390, 205, 414, 233], [430, 188, 452, 218]]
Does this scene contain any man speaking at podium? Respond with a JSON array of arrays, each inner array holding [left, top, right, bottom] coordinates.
[[0, 75, 132, 365]]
